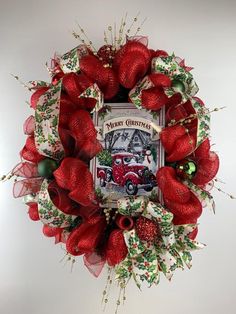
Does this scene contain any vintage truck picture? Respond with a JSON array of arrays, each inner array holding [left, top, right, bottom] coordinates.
[[97, 152, 157, 195], [90, 103, 164, 205]]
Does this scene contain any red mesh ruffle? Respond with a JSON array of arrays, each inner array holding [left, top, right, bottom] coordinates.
[[80, 55, 119, 99], [106, 230, 128, 266], [141, 87, 168, 111], [20, 136, 44, 163], [68, 110, 102, 160], [114, 41, 151, 89], [66, 215, 106, 256], [157, 166, 203, 222], [53, 157, 95, 207]]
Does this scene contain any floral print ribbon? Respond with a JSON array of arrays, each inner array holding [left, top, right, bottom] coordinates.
[[116, 196, 205, 287]]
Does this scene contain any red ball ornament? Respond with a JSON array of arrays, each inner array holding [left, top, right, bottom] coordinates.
[[135, 217, 159, 241]]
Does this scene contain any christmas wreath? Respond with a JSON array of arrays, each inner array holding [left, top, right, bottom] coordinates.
[[5, 16, 220, 309]]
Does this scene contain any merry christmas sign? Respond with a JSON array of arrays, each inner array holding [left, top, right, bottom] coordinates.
[[90, 103, 165, 206]]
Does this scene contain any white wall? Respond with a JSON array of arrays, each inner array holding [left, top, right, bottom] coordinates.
[[0, 0, 236, 313]]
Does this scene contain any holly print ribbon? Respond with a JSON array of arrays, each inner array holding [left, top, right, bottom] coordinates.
[[129, 75, 155, 109], [34, 80, 103, 161], [34, 80, 65, 161], [38, 179, 77, 228], [151, 54, 199, 98], [191, 98, 210, 147], [184, 180, 215, 213], [56, 45, 89, 73], [115, 196, 205, 287], [79, 83, 104, 112], [129, 77, 210, 148]]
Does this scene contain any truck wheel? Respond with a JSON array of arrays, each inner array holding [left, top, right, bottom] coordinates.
[[144, 186, 153, 192], [106, 169, 112, 182], [100, 177, 106, 187], [125, 180, 138, 195]]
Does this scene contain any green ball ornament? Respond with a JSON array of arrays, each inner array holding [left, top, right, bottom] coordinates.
[[183, 161, 197, 178], [37, 158, 59, 178], [171, 79, 186, 93], [177, 160, 197, 179]]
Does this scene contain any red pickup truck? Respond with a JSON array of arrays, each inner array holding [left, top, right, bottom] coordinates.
[[97, 152, 156, 195]]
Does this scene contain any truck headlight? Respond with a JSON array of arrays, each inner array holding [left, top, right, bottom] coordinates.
[[138, 169, 143, 177]]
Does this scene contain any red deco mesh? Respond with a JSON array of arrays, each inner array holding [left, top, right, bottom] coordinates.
[[153, 50, 169, 58], [164, 193, 202, 221], [166, 99, 196, 125], [62, 72, 97, 110], [83, 252, 106, 278], [191, 139, 220, 185], [141, 86, 168, 111], [68, 110, 102, 160], [165, 93, 182, 111], [80, 55, 119, 99], [66, 215, 106, 256], [20, 136, 44, 163], [157, 167, 203, 223], [157, 167, 191, 203], [139, 73, 171, 111], [48, 181, 81, 216], [114, 41, 151, 89], [53, 157, 95, 207], [160, 125, 196, 162], [106, 230, 128, 266], [149, 73, 171, 88]]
